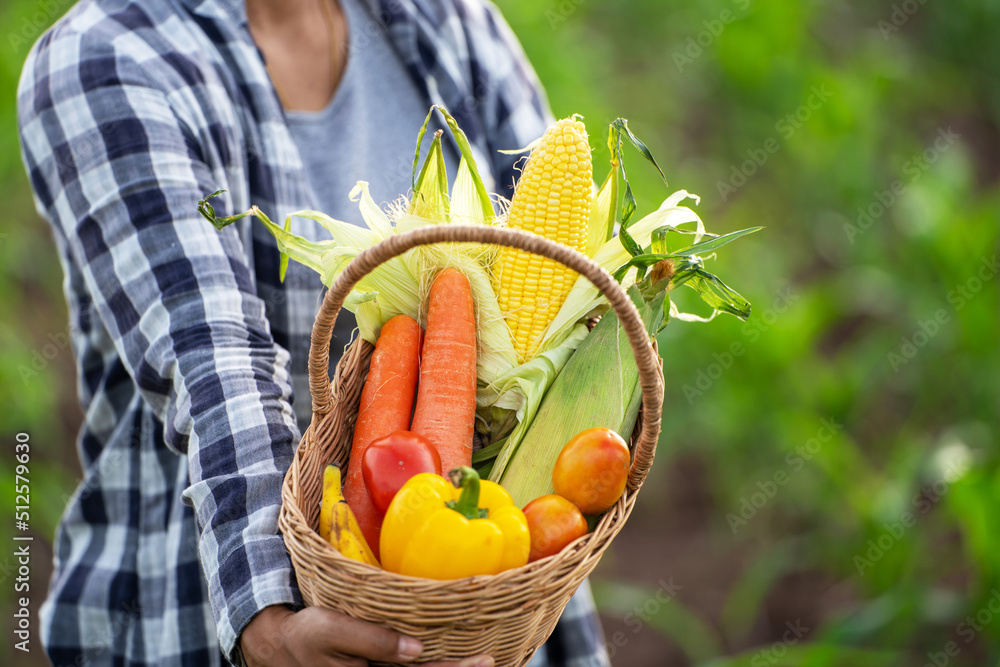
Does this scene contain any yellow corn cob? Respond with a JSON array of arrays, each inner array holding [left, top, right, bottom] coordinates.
[[495, 118, 593, 362]]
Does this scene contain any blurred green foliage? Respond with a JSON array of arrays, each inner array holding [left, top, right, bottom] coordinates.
[[2, 1, 82, 663], [497, 0, 1000, 664], [2, 0, 999, 665]]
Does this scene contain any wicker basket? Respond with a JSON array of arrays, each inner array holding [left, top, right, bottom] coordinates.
[[278, 225, 664, 666]]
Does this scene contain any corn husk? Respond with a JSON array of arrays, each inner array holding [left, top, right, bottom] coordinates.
[[495, 266, 671, 507]]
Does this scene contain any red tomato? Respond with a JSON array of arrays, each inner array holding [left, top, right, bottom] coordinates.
[[552, 427, 630, 515], [361, 431, 441, 514], [522, 494, 588, 562]]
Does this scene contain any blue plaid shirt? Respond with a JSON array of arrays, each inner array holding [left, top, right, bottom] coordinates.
[[18, 0, 611, 665]]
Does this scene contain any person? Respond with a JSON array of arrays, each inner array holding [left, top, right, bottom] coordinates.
[[17, 0, 612, 665]]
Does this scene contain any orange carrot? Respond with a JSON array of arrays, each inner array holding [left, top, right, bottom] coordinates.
[[410, 268, 478, 473], [343, 314, 422, 560]]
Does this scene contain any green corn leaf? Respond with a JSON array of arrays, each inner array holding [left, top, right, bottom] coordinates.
[[673, 226, 763, 256], [432, 105, 495, 221], [613, 224, 758, 318], [410, 108, 435, 194], [279, 216, 292, 282], [619, 226, 643, 260], [612, 252, 672, 283], [651, 225, 673, 255], [472, 438, 506, 465], [197, 190, 255, 230], [668, 256, 703, 288], [610, 118, 667, 184], [607, 118, 668, 242], [651, 225, 761, 257], [409, 130, 450, 221], [684, 269, 752, 320]]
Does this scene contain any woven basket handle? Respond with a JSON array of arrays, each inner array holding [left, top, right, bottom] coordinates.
[[308, 225, 664, 490]]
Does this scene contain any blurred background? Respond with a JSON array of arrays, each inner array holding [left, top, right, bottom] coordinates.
[[2, 0, 999, 665]]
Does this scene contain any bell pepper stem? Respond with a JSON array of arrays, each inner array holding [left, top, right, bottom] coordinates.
[[446, 466, 489, 520]]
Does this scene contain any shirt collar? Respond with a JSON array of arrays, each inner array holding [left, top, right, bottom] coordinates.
[[176, 0, 247, 25]]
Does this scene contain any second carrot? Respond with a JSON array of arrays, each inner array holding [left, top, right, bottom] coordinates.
[[411, 268, 478, 473]]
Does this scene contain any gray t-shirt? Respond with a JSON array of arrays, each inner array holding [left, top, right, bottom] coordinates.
[[285, 0, 458, 359], [285, 0, 457, 222]]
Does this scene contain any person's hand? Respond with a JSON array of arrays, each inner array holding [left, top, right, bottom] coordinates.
[[240, 605, 495, 667]]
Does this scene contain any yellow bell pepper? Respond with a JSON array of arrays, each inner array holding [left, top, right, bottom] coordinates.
[[380, 466, 530, 579]]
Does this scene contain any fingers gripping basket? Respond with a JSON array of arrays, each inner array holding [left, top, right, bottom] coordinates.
[[278, 225, 664, 666]]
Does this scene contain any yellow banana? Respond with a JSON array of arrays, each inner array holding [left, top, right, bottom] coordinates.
[[319, 465, 380, 567], [319, 464, 339, 543]]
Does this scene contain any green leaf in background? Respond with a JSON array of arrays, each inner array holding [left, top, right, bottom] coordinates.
[[701, 644, 900, 667], [592, 579, 724, 664], [720, 544, 798, 642]]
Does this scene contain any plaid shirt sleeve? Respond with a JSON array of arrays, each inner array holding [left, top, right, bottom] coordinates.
[[18, 25, 302, 662], [20, 1, 609, 665]]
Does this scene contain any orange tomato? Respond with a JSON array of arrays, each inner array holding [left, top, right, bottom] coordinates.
[[522, 494, 588, 562], [552, 427, 630, 515]]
